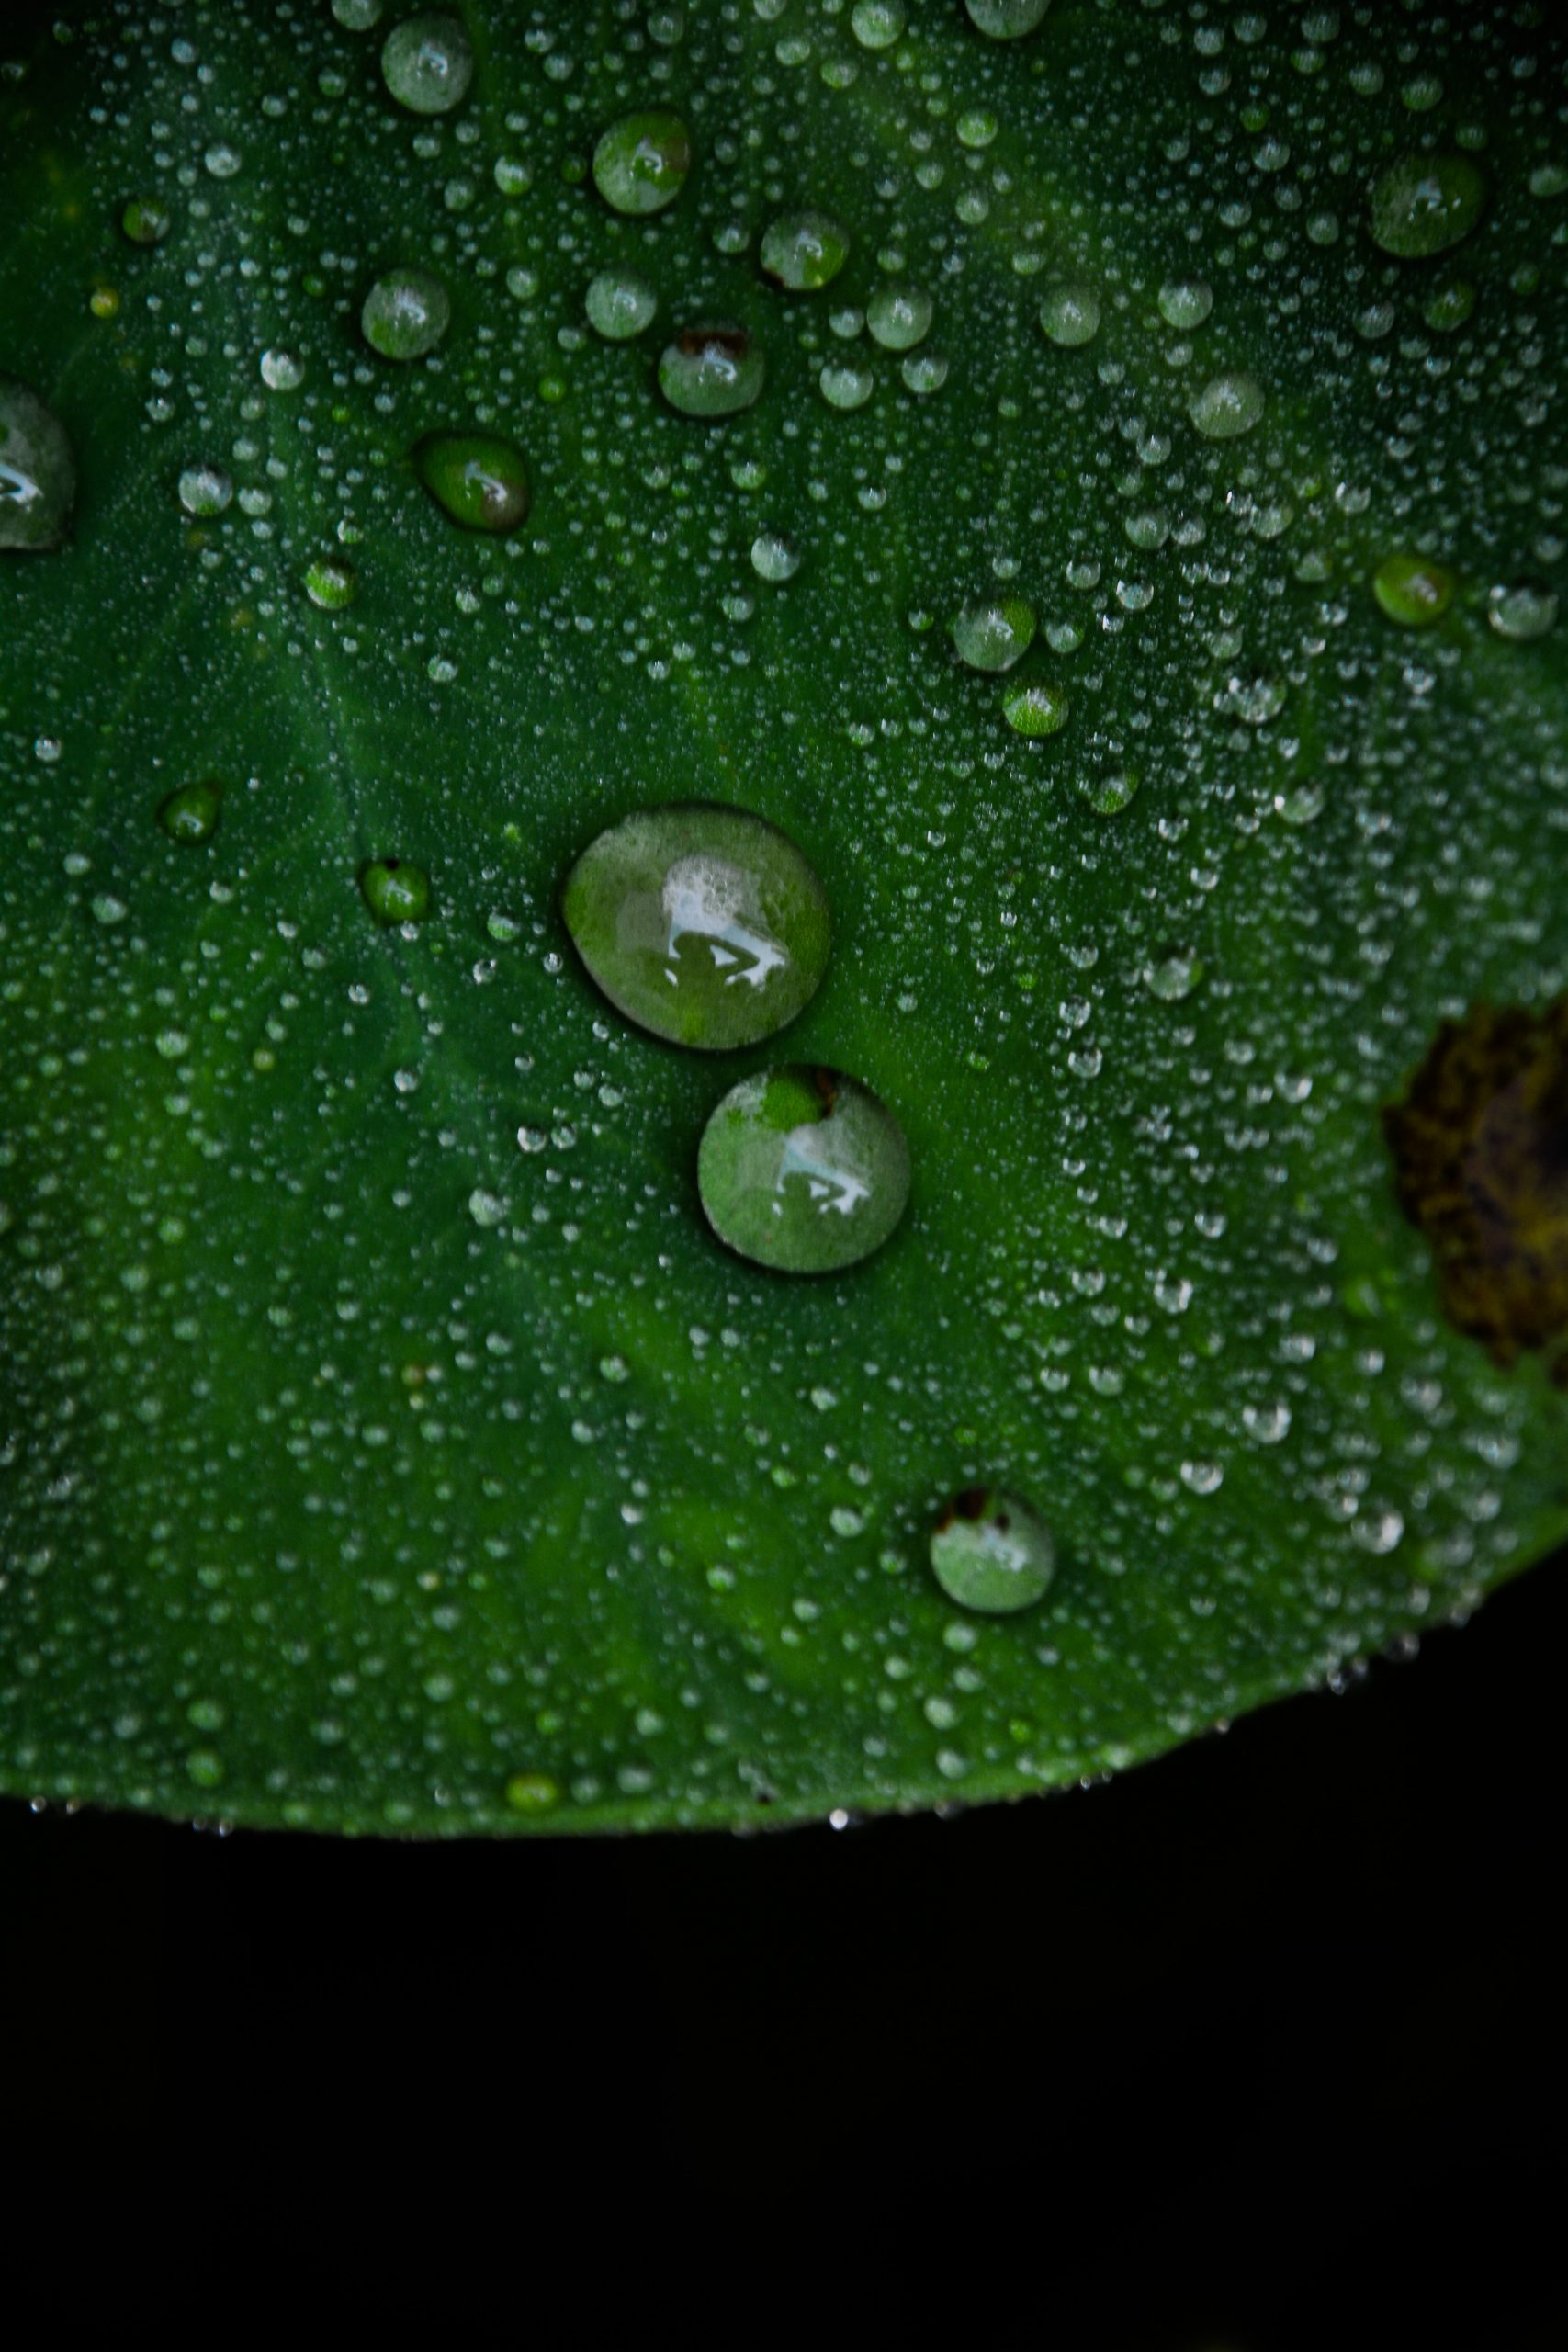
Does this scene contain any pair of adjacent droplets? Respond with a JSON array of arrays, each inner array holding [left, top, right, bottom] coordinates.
[[561, 800, 909, 1275]]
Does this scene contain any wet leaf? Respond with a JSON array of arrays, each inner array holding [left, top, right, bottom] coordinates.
[[2, 2, 1565, 1835]]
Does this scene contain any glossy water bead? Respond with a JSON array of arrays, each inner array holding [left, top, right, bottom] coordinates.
[[930, 1487, 1055, 1613], [697, 1066, 910, 1273]]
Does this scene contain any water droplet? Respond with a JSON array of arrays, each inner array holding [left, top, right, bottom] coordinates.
[[1370, 154, 1486, 258], [585, 265, 658, 341], [697, 1066, 910, 1273], [1144, 946, 1202, 1001], [0, 378, 75, 553], [414, 431, 530, 531], [361, 857, 431, 924], [204, 141, 243, 180], [1180, 1459, 1224, 1496], [1487, 581, 1558, 642], [504, 1771, 560, 1815], [1423, 276, 1476, 334], [951, 597, 1036, 673], [1077, 767, 1139, 816], [865, 283, 932, 351], [592, 110, 692, 215], [177, 462, 232, 517], [380, 12, 473, 116], [761, 210, 852, 292], [121, 196, 172, 245], [1189, 371, 1264, 439], [1002, 681, 1069, 736], [818, 356, 874, 410], [1157, 277, 1213, 329], [361, 266, 450, 359], [964, 0, 1052, 38], [562, 803, 829, 1050], [930, 1487, 1055, 1614], [750, 530, 801, 582], [157, 779, 222, 843], [1372, 549, 1455, 628], [304, 553, 357, 609], [1274, 778, 1325, 827], [333, 0, 383, 26], [658, 324, 764, 419], [851, 0, 905, 47], [1038, 283, 1100, 347], [259, 347, 305, 391]]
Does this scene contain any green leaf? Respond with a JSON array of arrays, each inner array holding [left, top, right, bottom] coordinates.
[[2, 1, 1565, 1836]]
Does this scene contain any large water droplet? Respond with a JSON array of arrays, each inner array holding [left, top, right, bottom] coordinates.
[[1487, 581, 1558, 642], [1189, 370, 1265, 439], [658, 325, 764, 419], [380, 12, 473, 115], [121, 195, 172, 245], [964, 0, 1052, 38], [177, 462, 233, 517], [304, 553, 358, 609], [157, 779, 222, 843], [750, 530, 801, 582], [761, 210, 852, 292], [866, 282, 932, 350], [361, 266, 450, 359], [562, 803, 830, 1050], [414, 431, 530, 531], [585, 266, 658, 341], [361, 857, 431, 924], [1002, 680, 1069, 736], [1370, 154, 1486, 258], [1038, 283, 1100, 347], [930, 1487, 1055, 1613], [951, 597, 1037, 673], [0, 378, 75, 553], [851, 0, 905, 46], [818, 356, 874, 410], [1372, 549, 1455, 628], [697, 1066, 910, 1272], [592, 110, 692, 215], [1157, 277, 1213, 329]]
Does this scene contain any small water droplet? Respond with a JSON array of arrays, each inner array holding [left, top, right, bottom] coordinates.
[[304, 553, 357, 609], [157, 779, 222, 843], [361, 857, 430, 924], [380, 11, 474, 115], [414, 431, 530, 531], [697, 1065, 910, 1272], [865, 282, 932, 351], [592, 109, 692, 215], [585, 265, 658, 341], [658, 324, 764, 418], [1487, 581, 1558, 642], [1158, 277, 1213, 329], [361, 266, 450, 359], [1002, 680, 1069, 736], [259, 347, 305, 391], [177, 462, 233, 516], [562, 803, 829, 1050], [504, 1771, 560, 1815], [121, 195, 172, 245], [964, 0, 1051, 39], [931, 1487, 1055, 1614], [761, 210, 852, 292], [818, 356, 874, 410], [750, 530, 801, 582], [951, 597, 1036, 673], [1372, 549, 1455, 628], [851, 0, 905, 48], [1189, 371, 1264, 439], [1038, 283, 1100, 347], [1144, 946, 1202, 1001]]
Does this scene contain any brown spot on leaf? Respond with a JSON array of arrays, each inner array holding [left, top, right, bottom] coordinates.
[[676, 325, 750, 360], [1383, 998, 1568, 1380]]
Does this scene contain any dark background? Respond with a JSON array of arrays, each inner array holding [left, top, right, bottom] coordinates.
[[6, 1558, 1561, 2342]]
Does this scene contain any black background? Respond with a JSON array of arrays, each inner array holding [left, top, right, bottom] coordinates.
[[6, 1557, 1562, 2342]]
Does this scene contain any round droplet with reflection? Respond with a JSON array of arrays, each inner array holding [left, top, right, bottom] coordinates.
[[761, 210, 852, 291], [866, 282, 931, 350], [362, 857, 430, 924], [819, 356, 874, 410], [585, 266, 658, 340], [1189, 370, 1264, 439], [121, 196, 172, 245], [592, 110, 692, 215], [1002, 680, 1069, 736], [1077, 767, 1139, 815], [964, 0, 1051, 38], [380, 12, 473, 115], [930, 1487, 1055, 1614], [951, 597, 1036, 673], [751, 530, 801, 582], [1144, 946, 1202, 1001], [1424, 276, 1475, 334], [852, 0, 905, 46], [333, 0, 383, 24], [304, 554, 357, 609], [414, 431, 530, 530], [698, 1066, 910, 1273], [0, 378, 75, 553], [157, 779, 222, 844], [1372, 549, 1455, 627], [562, 802, 829, 1051], [1487, 581, 1558, 641], [658, 325, 764, 419], [361, 266, 450, 359], [177, 462, 233, 516], [1370, 154, 1486, 258], [1038, 283, 1100, 347], [1157, 277, 1213, 329]]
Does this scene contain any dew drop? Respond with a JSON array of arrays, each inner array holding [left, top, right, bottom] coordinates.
[[1370, 154, 1486, 258], [562, 803, 830, 1050], [1038, 283, 1100, 347], [0, 378, 75, 553], [951, 597, 1036, 673], [750, 530, 801, 582], [380, 12, 474, 116], [413, 431, 530, 531], [304, 553, 357, 609], [865, 282, 932, 351], [157, 779, 222, 844], [851, 0, 905, 47], [1372, 549, 1455, 628], [361, 266, 451, 359], [259, 347, 305, 391], [1487, 581, 1558, 642], [585, 265, 658, 341], [504, 1771, 560, 1814], [818, 356, 874, 410], [1189, 371, 1264, 439], [1077, 767, 1139, 815], [1002, 680, 1069, 736], [177, 461, 232, 517], [964, 0, 1052, 39], [761, 210, 852, 292], [121, 195, 172, 245], [592, 110, 692, 215], [930, 1487, 1055, 1614], [1144, 946, 1202, 1001], [658, 324, 764, 419], [1157, 277, 1213, 329], [697, 1065, 910, 1273], [361, 857, 431, 923]]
